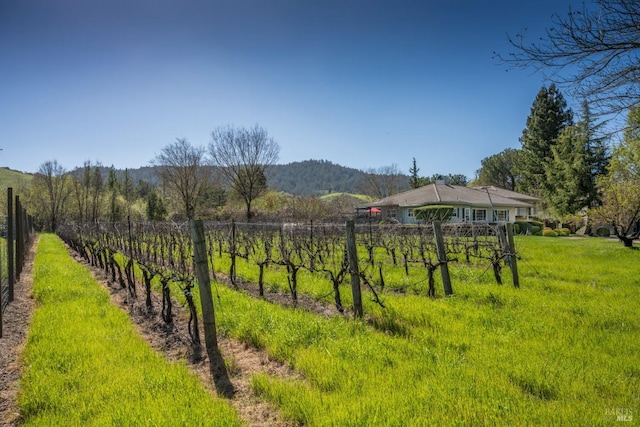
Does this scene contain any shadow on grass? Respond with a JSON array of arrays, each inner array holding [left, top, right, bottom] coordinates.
[[199, 345, 234, 398]]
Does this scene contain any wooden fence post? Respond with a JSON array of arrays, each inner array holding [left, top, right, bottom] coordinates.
[[190, 219, 218, 355], [0, 227, 3, 338], [7, 188, 14, 304], [505, 223, 520, 288], [345, 220, 363, 319], [15, 196, 23, 282], [433, 221, 453, 296]]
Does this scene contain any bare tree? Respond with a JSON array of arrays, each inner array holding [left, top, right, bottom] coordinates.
[[358, 164, 406, 199], [500, 0, 640, 118], [208, 124, 280, 220], [152, 138, 212, 220], [32, 160, 71, 232]]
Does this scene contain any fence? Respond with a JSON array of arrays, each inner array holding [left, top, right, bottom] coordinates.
[[57, 218, 520, 325], [0, 187, 35, 338]]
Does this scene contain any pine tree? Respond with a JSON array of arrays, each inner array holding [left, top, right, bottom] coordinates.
[[579, 101, 609, 207], [107, 167, 122, 222], [476, 148, 522, 190], [409, 158, 421, 189], [544, 125, 590, 216], [519, 84, 573, 198], [122, 168, 135, 217], [543, 102, 610, 217]]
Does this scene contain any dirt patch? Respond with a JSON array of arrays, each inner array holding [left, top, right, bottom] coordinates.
[[76, 253, 301, 427], [0, 237, 38, 427]]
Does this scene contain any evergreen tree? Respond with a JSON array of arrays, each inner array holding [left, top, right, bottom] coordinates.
[[475, 148, 522, 190], [90, 165, 105, 222], [519, 84, 573, 198], [579, 101, 609, 207], [543, 102, 610, 217], [409, 158, 421, 189], [424, 174, 468, 186], [544, 125, 590, 216], [122, 168, 135, 217], [146, 191, 167, 221], [107, 166, 122, 222]]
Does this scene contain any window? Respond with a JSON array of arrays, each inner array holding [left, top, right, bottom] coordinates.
[[494, 209, 509, 222], [472, 209, 487, 222], [450, 207, 458, 218], [407, 209, 414, 217], [389, 209, 397, 219]]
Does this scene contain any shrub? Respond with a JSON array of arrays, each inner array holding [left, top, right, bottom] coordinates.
[[554, 228, 570, 236], [596, 227, 611, 237], [543, 228, 558, 237], [514, 221, 530, 235], [530, 226, 541, 235]]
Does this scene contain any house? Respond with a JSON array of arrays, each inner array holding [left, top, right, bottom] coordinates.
[[362, 180, 539, 224]]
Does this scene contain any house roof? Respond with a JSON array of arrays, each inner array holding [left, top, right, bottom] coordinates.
[[368, 183, 535, 209], [472, 186, 540, 203]]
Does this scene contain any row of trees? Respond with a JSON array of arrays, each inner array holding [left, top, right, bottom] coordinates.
[[25, 125, 279, 230], [25, 123, 471, 231], [476, 82, 640, 246], [27, 160, 168, 232], [479, 0, 640, 245], [476, 84, 609, 218]]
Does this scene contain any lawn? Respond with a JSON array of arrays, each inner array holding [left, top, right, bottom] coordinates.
[[18, 234, 242, 426], [205, 235, 640, 425], [20, 233, 640, 426]]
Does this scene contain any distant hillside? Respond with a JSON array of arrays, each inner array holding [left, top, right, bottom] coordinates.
[[70, 159, 408, 196], [0, 167, 33, 191], [266, 160, 364, 195]]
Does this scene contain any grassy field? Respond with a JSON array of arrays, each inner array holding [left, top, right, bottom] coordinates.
[[0, 167, 33, 190], [197, 235, 639, 425], [18, 234, 242, 426], [18, 233, 640, 425]]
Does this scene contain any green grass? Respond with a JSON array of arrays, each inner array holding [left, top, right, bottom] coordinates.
[[200, 235, 639, 425], [0, 166, 33, 189], [18, 234, 242, 426], [29, 232, 639, 425], [319, 192, 374, 202]]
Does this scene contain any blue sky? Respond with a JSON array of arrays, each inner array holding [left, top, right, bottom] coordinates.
[[1, 0, 580, 178]]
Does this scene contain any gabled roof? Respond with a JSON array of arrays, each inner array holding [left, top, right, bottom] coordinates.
[[369, 183, 534, 209], [472, 186, 540, 203]]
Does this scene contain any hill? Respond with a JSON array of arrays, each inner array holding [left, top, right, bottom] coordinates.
[[103, 160, 372, 196], [19, 160, 408, 197], [0, 167, 33, 192], [266, 160, 364, 195]]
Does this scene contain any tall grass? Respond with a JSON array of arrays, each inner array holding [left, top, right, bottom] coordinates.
[[19, 234, 242, 426], [203, 236, 639, 425]]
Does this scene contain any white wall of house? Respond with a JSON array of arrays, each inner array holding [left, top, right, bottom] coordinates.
[[393, 205, 518, 224]]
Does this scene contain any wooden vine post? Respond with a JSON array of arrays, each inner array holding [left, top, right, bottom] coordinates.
[[7, 188, 14, 303], [0, 216, 3, 338], [433, 221, 453, 296], [345, 220, 363, 319], [505, 223, 520, 288], [190, 219, 218, 355], [15, 196, 23, 283]]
